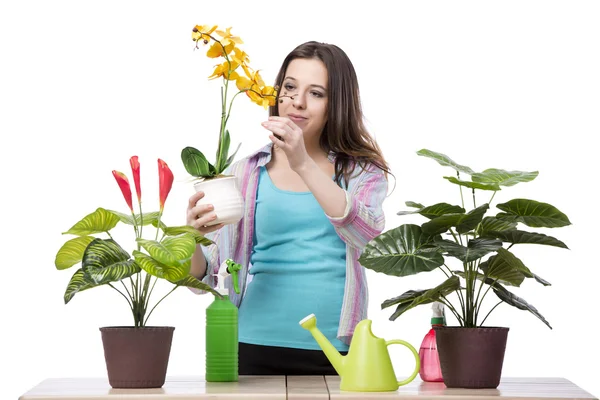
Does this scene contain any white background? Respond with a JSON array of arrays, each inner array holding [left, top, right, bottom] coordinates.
[[1, 0, 599, 398]]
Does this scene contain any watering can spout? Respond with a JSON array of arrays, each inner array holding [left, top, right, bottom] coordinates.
[[299, 314, 344, 375]]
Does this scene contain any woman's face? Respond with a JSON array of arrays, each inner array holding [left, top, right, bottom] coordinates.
[[278, 58, 328, 141]]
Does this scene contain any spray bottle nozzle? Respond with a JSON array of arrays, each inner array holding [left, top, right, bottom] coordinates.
[[214, 259, 242, 296], [431, 302, 446, 326]]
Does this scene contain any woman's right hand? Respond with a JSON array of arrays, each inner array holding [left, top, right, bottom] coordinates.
[[187, 191, 225, 235]]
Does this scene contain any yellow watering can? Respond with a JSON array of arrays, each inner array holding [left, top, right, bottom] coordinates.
[[300, 314, 420, 392]]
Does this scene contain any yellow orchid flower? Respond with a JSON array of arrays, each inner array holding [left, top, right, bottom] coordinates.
[[215, 27, 244, 46], [188, 24, 279, 178], [206, 41, 235, 59], [250, 70, 265, 87], [231, 47, 250, 65], [192, 25, 217, 42], [236, 76, 253, 91], [208, 60, 240, 80]]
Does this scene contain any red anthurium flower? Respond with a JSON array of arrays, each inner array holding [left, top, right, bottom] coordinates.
[[158, 159, 174, 211], [130, 156, 141, 204], [112, 170, 134, 212]]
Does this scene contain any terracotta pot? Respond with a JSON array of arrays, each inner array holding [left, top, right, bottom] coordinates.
[[194, 176, 244, 226], [434, 326, 509, 389], [100, 326, 174, 388]]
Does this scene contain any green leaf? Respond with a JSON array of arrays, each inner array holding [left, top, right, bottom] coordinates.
[[422, 204, 489, 235], [55, 236, 95, 270], [224, 142, 241, 172], [477, 217, 518, 235], [216, 129, 231, 173], [435, 237, 503, 263], [63, 208, 120, 236], [388, 276, 461, 321], [405, 201, 424, 209], [496, 199, 571, 228], [471, 169, 539, 187], [175, 275, 223, 297], [444, 176, 501, 191], [163, 225, 214, 246], [382, 289, 427, 310], [82, 239, 139, 285], [64, 268, 100, 304], [397, 202, 465, 219], [107, 210, 162, 226], [453, 269, 514, 287], [492, 283, 552, 329], [137, 234, 196, 266], [480, 248, 527, 287], [133, 251, 190, 282], [489, 230, 568, 249], [359, 224, 444, 277], [417, 149, 475, 175], [181, 147, 214, 178]]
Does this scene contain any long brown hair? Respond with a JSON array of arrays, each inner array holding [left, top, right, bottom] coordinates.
[[269, 41, 391, 188]]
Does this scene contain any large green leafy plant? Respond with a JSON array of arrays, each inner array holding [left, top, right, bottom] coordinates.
[[359, 150, 571, 328], [54, 156, 220, 327]]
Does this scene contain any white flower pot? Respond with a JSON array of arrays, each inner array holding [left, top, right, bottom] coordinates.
[[193, 176, 244, 226]]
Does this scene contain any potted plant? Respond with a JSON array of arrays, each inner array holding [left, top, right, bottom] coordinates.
[[358, 149, 571, 389], [181, 25, 277, 226], [54, 155, 221, 389]]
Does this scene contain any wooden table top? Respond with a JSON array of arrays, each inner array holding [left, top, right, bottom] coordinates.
[[18, 376, 598, 400]]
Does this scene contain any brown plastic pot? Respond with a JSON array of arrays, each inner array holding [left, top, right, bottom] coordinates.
[[434, 326, 509, 389], [100, 326, 175, 388]]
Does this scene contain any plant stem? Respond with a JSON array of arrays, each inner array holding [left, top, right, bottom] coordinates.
[[440, 295, 464, 326], [137, 203, 143, 240], [472, 188, 476, 209], [225, 90, 245, 126], [480, 301, 502, 326], [143, 285, 179, 326], [457, 171, 465, 209], [475, 278, 498, 324], [108, 283, 133, 312]]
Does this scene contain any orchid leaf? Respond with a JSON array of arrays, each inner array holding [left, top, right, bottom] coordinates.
[[181, 146, 213, 178]]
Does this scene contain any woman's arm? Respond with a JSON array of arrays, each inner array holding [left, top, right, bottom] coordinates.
[[295, 159, 347, 218]]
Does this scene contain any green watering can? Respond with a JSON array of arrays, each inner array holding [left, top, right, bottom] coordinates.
[[300, 314, 420, 392]]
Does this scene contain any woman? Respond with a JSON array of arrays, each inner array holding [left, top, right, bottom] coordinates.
[[187, 41, 391, 375]]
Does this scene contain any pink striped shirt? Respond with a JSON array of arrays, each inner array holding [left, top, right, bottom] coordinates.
[[199, 143, 388, 344]]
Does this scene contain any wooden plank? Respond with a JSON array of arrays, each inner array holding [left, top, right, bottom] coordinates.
[[325, 376, 598, 399], [18, 376, 287, 400], [286, 375, 329, 399]]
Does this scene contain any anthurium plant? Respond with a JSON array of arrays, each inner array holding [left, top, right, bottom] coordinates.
[[181, 25, 278, 180], [55, 156, 221, 327], [359, 149, 571, 329]]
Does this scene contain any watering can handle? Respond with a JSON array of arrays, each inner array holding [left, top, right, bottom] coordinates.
[[385, 339, 421, 387]]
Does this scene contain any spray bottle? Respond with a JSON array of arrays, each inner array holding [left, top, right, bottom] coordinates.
[[206, 259, 241, 382], [418, 302, 445, 382]]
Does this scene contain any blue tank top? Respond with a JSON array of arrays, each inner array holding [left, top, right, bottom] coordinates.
[[238, 166, 349, 351]]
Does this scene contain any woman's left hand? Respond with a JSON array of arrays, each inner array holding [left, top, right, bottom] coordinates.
[[262, 116, 310, 172]]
